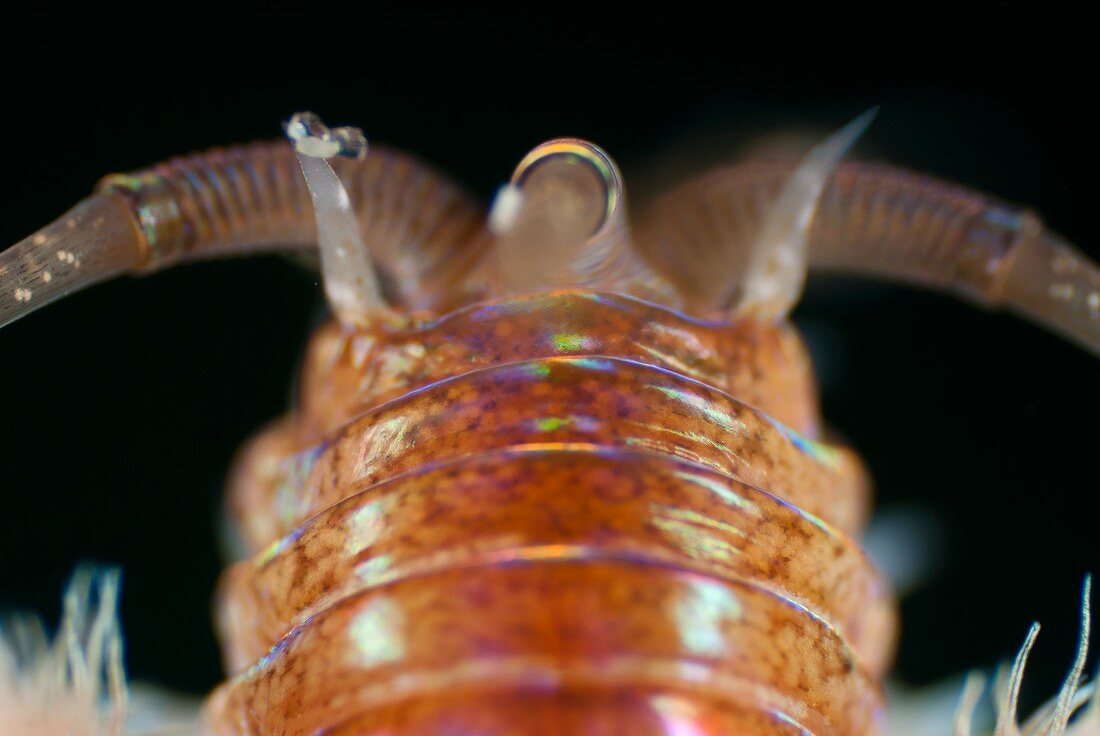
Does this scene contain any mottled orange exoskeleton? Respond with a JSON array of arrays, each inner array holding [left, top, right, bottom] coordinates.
[[1, 111, 1096, 736]]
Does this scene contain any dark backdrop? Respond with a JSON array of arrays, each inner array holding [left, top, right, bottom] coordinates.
[[0, 13, 1097, 714]]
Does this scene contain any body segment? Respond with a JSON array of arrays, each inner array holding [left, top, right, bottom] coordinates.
[[2, 111, 1099, 735], [211, 292, 890, 735]]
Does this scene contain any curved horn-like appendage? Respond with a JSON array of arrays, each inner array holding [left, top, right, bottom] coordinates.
[[735, 109, 875, 319], [286, 112, 384, 326], [634, 111, 873, 319], [484, 139, 673, 303], [637, 126, 1100, 356]]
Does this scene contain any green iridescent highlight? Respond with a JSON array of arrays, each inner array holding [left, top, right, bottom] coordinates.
[[550, 332, 598, 352]]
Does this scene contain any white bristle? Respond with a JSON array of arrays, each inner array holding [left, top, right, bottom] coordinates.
[[0, 568, 126, 736]]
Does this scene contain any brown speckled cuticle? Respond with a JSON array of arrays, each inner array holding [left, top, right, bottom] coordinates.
[[211, 291, 890, 735], [9, 123, 1090, 736]]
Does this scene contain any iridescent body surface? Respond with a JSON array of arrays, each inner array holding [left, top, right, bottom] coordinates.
[[2, 111, 1099, 736], [210, 289, 890, 735]]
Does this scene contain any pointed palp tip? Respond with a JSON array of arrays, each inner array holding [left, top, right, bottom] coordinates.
[[851, 105, 880, 132], [823, 107, 878, 159], [734, 110, 877, 319], [287, 111, 385, 322]]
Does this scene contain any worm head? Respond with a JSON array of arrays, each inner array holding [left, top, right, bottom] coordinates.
[[481, 138, 677, 305]]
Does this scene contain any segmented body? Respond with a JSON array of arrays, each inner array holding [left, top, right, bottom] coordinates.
[[209, 291, 893, 735], [3, 113, 1098, 735]]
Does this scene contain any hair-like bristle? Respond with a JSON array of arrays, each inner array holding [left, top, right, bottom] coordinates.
[[0, 568, 127, 736], [948, 576, 1097, 736], [954, 671, 989, 736]]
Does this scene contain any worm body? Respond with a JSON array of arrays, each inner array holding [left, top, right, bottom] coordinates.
[[2, 112, 1098, 735], [210, 290, 891, 735]]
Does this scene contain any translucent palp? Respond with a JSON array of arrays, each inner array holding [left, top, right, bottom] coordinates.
[[287, 112, 386, 325], [735, 109, 876, 319], [637, 124, 1100, 354]]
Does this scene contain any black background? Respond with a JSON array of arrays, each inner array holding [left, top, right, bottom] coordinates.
[[0, 11, 1097, 715]]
